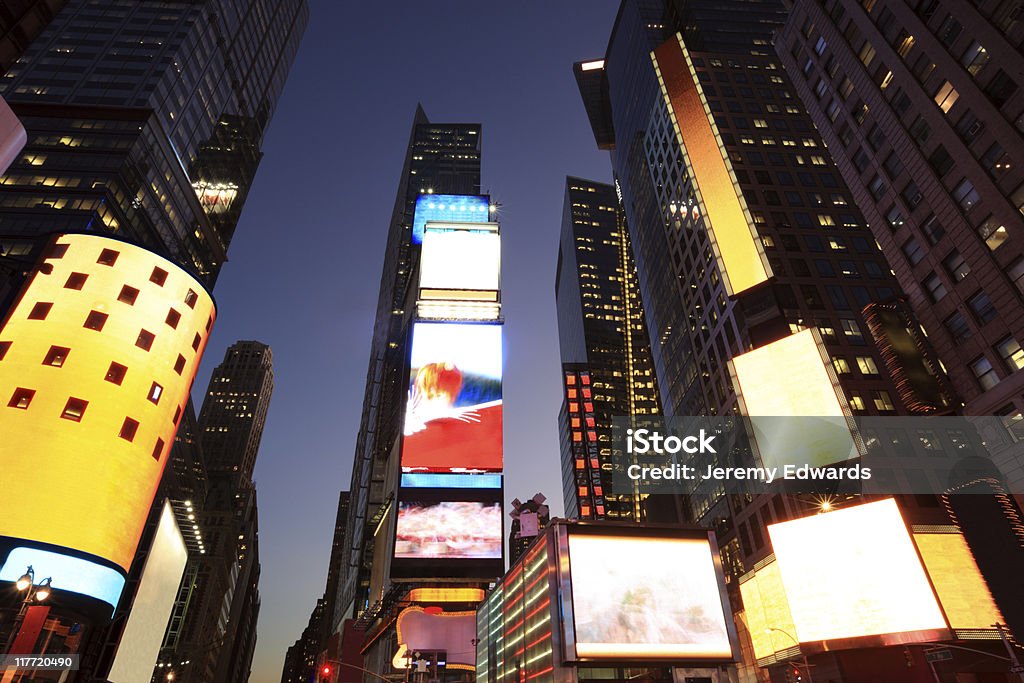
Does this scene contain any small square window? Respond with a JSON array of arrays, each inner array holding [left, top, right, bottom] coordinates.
[[165, 309, 181, 329], [150, 267, 168, 286], [97, 248, 120, 266], [118, 285, 140, 305], [968, 290, 997, 324], [64, 272, 88, 290], [192, 333, 201, 351], [119, 417, 140, 442], [43, 345, 70, 367], [148, 382, 163, 404], [61, 397, 88, 422], [184, 289, 198, 309], [47, 243, 69, 259], [28, 302, 53, 320], [205, 315, 214, 332], [136, 329, 155, 351], [8, 388, 35, 409], [152, 437, 165, 460], [105, 362, 128, 385], [970, 356, 999, 390], [84, 310, 108, 331], [0, 341, 10, 361], [173, 404, 182, 424], [174, 354, 186, 375], [996, 337, 1024, 372]]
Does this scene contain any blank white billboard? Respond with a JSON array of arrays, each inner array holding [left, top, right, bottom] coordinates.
[[420, 225, 500, 292]]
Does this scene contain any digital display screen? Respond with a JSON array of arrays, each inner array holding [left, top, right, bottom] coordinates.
[[420, 225, 500, 292], [395, 501, 502, 559], [402, 322, 502, 473], [567, 533, 733, 660], [0, 545, 126, 610], [768, 498, 947, 643], [412, 194, 490, 244]]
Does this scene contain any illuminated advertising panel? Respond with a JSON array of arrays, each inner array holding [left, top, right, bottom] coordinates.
[[391, 486, 503, 580], [420, 224, 500, 292], [0, 546, 125, 610], [730, 328, 859, 470], [767, 498, 947, 644], [0, 234, 215, 571], [653, 36, 771, 296], [402, 322, 502, 473], [913, 531, 1003, 631], [412, 194, 490, 244], [566, 531, 734, 661], [107, 501, 188, 682], [738, 560, 798, 661]]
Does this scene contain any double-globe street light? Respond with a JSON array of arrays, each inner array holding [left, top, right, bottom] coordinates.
[[3, 566, 54, 655]]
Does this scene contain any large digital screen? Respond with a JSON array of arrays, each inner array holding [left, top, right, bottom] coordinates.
[[107, 501, 188, 682], [567, 533, 734, 660], [913, 531, 1003, 630], [412, 194, 490, 244], [420, 225, 500, 292], [395, 501, 502, 559], [767, 498, 947, 643], [402, 322, 502, 473], [0, 545, 126, 611]]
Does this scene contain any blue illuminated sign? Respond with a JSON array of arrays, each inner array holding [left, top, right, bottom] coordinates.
[[1, 547, 126, 608], [412, 194, 490, 244], [401, 473, 502, 489]]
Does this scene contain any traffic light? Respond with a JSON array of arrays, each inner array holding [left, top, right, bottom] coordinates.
[[320, 664, 333, 682]]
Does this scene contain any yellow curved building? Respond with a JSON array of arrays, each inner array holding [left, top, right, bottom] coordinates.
[[0, 233, 215, 572]]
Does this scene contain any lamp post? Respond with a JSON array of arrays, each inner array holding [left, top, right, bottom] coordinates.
[[3, 566, 53, 655], [766, 627, 814, 683]]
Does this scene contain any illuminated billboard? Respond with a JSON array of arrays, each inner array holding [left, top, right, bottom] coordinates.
[[0, 234, 215, 571], [412, 194, 490, 244], [767, 498, 947, 644], [420, 224, 500, 292], [565, 531, 735, 661], [107, 501, 188, 682], [653, 36, 771, 296], [913, 531, 1003, 630], [402, 321, 502, 473], [730, 328, 859, 469]]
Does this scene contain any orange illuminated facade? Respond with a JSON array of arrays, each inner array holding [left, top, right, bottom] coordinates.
[[652, 36, 772, 297], [0, 233, 215, 571]]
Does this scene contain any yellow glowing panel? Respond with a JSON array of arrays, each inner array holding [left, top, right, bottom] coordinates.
[[408, 587, 486, 603], [914, 532, 1003, 630], [739, 561, 797, 660], [568, 534, 733, 660], [730, 328, 858, 469], [0, 234, 215, 571], [768, 499, 947, 643], [653, 37, 771, 296]]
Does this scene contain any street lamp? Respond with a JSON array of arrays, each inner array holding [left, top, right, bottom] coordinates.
[[3, 566, 54, 655], [766, 627, 814, 683]]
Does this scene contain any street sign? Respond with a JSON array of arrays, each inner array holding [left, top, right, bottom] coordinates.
[[925, 649, 953, 663]]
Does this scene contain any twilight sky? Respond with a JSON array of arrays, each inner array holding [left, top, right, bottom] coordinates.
[[190, 1, 620, 679]]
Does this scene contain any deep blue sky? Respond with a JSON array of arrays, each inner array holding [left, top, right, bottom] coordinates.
[[190, 2, 619, 679]]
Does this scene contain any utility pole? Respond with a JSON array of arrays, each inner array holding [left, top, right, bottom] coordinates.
[[993, 623, 1024, 682]]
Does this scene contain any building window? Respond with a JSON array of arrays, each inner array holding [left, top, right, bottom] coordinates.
[[998, 406, 1024, 441], [152, 438, 165, 460], [174, 354, 186, 375], [884, 153, 905, 179], [192, 332, 202, 351], [841, 318, 864, 343], [97, 249, 119, 266], [833, 357, 851, 374], [901, 181, 923, 207], [61, 397, 88, 422], [84, 310, 108, 331], [978, 215, 1008, 250], [927, 146, 954, 177], [105, 362, 128, 385], [184, 289, 198, 309], [150, 267, 168, 286], [955, 110, 984, 143], [902, 238, 925, 265], [148, 382, 163, 405], [921, 215, 945, 244], [1006, 258, 1024, 293], [8, 388, 35, 409], [909, 116, 931, 145], [64, 272, 88, 290], [952, 178, 980, 211], [944, 250, 970, 281], [961, 41, 990, 75], [136, 329, 155, 351], [873, 390, 896, 411], [933, 80, 959, 113], [119, 417, 140, 442], [815, 37, 827, 55], [28, 302, 53, 320], [885, 205, 905, 229], [968, 290, 998, 324], [938, 15, 963, 46], [980, 143, 1011, 178], [0, 341, 10, 361], [166, 308, 181, 329], [984, 69, 1018, 108], [849, 391, 866, 411], [944, 311, 973, 342], [859, 42, 877, 68], [924, 273, 948, 302], [869, 175, 888, 200], [857, 356, 880, 374], [118, 285, 140, 305], [970, 356, 999, 389], [43, 345, 70, 367], [996, 337, 1024, 371]]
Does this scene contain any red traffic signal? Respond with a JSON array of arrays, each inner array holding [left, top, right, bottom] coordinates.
[[322, 665, 332, 675]]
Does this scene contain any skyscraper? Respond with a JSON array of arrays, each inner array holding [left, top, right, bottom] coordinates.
[[0, 0, 308, 288], [334, 106, 482, 630], [0, 0, 67, 75], [775, 0, 1024, 419], [555, 176, 663, 522]]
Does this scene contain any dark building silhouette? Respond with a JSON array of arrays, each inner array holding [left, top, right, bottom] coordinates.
[[555, 177, 664, 522], [508, 494, 550, 564], [0, 0, 67, 76], [281, 598, 327, 683]]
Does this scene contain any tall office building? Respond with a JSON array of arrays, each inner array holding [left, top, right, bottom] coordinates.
[[155, 341, 273, 682], [0, 0, 308, 288], [334, 106, 482, 629], [0, 0, 67, 75], [775, 0, 1024, 419], [555, 177, 662, 521], [281, 598, 327, 683]]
